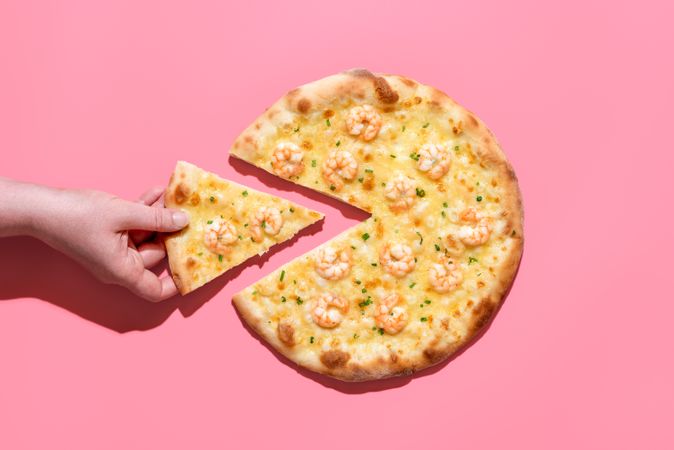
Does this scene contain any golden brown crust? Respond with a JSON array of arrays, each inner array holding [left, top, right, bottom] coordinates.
[[231, 69, 524, 381]]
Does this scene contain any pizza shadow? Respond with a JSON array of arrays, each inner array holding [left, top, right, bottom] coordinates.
[[233, 257, 522, 394], [229, 156, 370, 221], [0, 219, 324, 333]]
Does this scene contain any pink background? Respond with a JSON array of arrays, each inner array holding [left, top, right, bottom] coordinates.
[[1, 1, 672, 449]]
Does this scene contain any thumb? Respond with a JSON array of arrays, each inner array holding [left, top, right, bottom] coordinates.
[[116, 201, 189, 232]]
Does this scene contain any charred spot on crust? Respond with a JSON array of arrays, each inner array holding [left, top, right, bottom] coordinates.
[[373, 76, 399, 104], [173, 183, 190, 205], [320, 350, 350, 369], [471, 299, 496, 334], [301, 140, 313, 150], [323, 109, 335, 118], [350, 68, 375, 79], [423, 347, 445, 364], [189, 193, 200, 206], [186, 257, 197, 268], [297, 98, 311, 114], [468, 114, 479, 128], [277, 322, 295, 346], [400, 77, 417, 87]]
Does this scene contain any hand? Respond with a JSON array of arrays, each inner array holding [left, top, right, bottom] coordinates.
[[0, 180, 189, 302]]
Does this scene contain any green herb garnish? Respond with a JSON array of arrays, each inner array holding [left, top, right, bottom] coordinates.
[[361, 233, 370, 241], [279, 270, 285, 281], [416, 188, 425, 198]]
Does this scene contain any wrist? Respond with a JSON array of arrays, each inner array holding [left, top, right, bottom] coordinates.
[[0, 178, 61, 239]]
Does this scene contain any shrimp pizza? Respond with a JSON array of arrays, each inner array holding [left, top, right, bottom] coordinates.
[[164, 161, 323, 294], [230, 69, 523, 381]]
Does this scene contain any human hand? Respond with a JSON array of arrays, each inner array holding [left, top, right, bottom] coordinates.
[[1, 181, 189, 301]]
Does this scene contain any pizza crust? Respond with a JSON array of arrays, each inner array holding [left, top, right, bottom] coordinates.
[[231, 69, 524, 381]]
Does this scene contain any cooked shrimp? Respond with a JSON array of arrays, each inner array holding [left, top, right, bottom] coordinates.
[[250, 206, 284, 242], [322, 150, 358, 191], [346, 105, 382, 141], [384, 174, 416, 212], [271, 142, 304, 178], [429, 257, 463, 293], [416, 143, 451, 180], [311, 293, 349, 328], [374, 293, 408, 334], [379, 243, 416, 277], [315, 246, 352, 280], [458, 207, 491, 246], [203, 218, 238, 255]]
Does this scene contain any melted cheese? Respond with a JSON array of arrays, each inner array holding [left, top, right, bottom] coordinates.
[[233, 96, 519, 366]]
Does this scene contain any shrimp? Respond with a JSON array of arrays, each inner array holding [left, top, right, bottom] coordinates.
[[322, 150, 358, 191], [345, 105, 383, 141], [458, 207, 491, 246], [271, 142, 304, 178], [384, 174, 416, 212], [315, 246, 352, 280], [374, 293, 408, 334], [379, 242, 416, 277], [429, 257, 463, 293], [311, 293, 349, 328], [250, 206, 284, 242], [203, 218, 238, 255], [416, 143, 451, 180]]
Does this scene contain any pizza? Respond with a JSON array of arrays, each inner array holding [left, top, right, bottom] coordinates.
[[163, 161, 323, 295], [230, 69, 524, 381]]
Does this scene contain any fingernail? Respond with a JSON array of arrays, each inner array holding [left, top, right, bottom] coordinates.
[[172, 211, 189, 227]]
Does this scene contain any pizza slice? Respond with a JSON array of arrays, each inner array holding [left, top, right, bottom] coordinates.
[[163, 161, 323, 294]]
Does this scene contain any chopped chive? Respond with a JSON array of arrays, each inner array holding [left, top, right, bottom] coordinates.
[[434, 244, 441, 251], [468, 257, 478, 265], [476, 195, 483, 202], [364, 168, 373, 173], [197, 252, 203, 256], [415, 188, 425, 197], [353, 333, 359, 339], [261, 220, 266, 228], [441, 210, 446, 218], [409, 153, 420, 161], [281, 296, 286, 303], [209, 196, 215, 203], [390, 154, 396, 158], [293, 126, 300, 133], [402, 125, 406, 132], [424, 299, 431, 304], [329, 185, 336, 191], [358, 177, 364, 183], [350, 245, 356, 250], [207, 220, 213, 224], [242, 190, 248, 197], [420, 317, 428, 322], [454, 145, 460, 151], [311, 159, 316, 167], [244, 223, 248, 227], [361, 233, 370, 241], [355, 280, 362, 285], [218, 254, 223, 262], [416, 231, 423, 245], [409, 282, 416, 288], [296, 297, 303, 305], [309, 336, 314, 343], [371, 263, 378, 267], [378, 328, 385, 335], [422, 122, 430, 128], [361, 288, 367, 293], [289, 207, 295, 213], [359, 298, 372, 307], [326, 118, 331, 127], [279, 270, 285, 281], [336, 140, 341, 147], [443, 202, 448, 208]]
